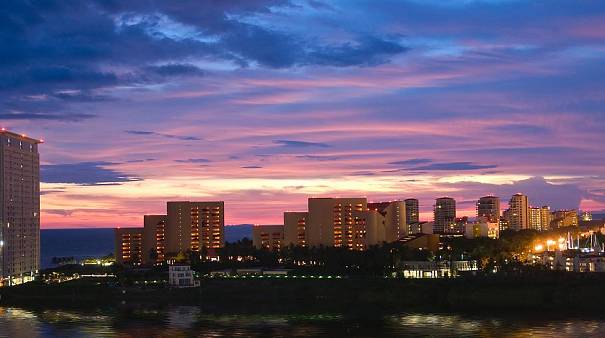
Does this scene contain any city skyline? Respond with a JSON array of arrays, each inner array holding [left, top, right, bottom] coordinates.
[[2, 1, 605, 228]]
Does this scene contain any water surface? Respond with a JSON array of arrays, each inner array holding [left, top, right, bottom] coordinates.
[[1, 306, 603, 337]]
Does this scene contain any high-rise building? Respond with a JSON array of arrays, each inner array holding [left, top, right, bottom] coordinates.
[[252, 224, 284, 251], [115, 201, 225, 265], [499, 215, 509, 232], [434, 197, 456, 233], [283, 198, 405, 250], [142, 215, 167, 265], [529, 207, 542, 231], [307, 197, 368, 249], [530, 206, 552, 231], [540, 206, 551, 231], [166, 201, 224, 255], [115, 228, 143, 266], [368, 201, 407, 242], [404, 198, 419, 224], [477, 196, 500, 222], [507, 194, 529, 231], [551, 209, 578, 228], [0, 130, 42, 286], [284, 211, 308, 247]]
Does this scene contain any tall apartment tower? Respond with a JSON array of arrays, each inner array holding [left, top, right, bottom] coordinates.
[[283, 211, 308, 247], [508, 194, 529, 231], [0, 130, 42, 286], [434, 197, 456, 233], [477, 196, 500, 222], [166, 201, 224, 255], [307, 198, 368, 249], [142, 215, 167, 265], [115, 227, 143, 266], [404, 198, 419, 224], [368, 201, 407, 242]]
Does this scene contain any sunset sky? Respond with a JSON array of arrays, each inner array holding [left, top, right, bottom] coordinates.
[[2, 0, 605, 228]]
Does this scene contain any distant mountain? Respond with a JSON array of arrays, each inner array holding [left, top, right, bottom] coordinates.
[[225, 224, 253, 243], [592, 213, 605, 220]]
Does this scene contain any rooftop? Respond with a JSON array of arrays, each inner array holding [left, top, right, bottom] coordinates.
[[0, 128, 44, 144]]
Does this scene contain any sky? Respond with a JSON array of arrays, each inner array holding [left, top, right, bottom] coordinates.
[[2, 0, 605, 228]]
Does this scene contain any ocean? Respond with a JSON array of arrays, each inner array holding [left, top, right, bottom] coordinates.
[[40, 225, 253, 269]]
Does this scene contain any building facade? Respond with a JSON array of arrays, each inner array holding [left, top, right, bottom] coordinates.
[[115, 201, 225, 266], [507, 193, 529, 231], [283, 198, 406, 250], [283, 211, 308, 247], [434, 197, 456, 234], [142, 215, 167, 265], [115, 228, 144, 266], [551, 209, 578, 228], [0, 130, 42, 286], [404, 198, 419, 224], [477, 196, 500, 222], [166, 201, 224, 255], [252, 224, 285, 251], [368, 200, 407, 242]]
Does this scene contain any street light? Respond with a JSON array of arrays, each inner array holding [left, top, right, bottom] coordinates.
[[546, 239, 556, 251]]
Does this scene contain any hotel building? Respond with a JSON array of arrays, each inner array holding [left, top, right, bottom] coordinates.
[[142, 215, 167, 265], [166, 201, 224, 254], [434, 197, 456, 234], [115, 201, 225, 266], [477, 196, 500, 222], [404, 198, 419, 224], [283, 211, 308, 247], [551, 209, 578, 228], [507, 193, 529, 231], [115, 228, 144, 265], [282, 198, 407, 250], [0, 130, 42, 286], [252, 224, 285, 251]]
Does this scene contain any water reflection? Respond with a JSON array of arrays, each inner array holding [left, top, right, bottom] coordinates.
[[2, 306, 605, 337]]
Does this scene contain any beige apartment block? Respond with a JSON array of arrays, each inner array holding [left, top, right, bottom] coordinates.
[[166, 201, 225, 255], [252, 224, 285, 250], [142, 214, 167, 265]]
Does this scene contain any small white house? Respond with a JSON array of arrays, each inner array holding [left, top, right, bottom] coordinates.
[[169, 265, 199, 287]]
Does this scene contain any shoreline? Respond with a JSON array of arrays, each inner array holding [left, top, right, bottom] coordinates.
[[2, 274, 605, 314]]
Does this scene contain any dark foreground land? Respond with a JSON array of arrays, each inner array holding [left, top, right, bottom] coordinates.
[[2, 273, 605, 314]]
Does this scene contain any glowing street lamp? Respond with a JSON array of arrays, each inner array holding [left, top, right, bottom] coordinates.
[[546, 239, 556, 251]]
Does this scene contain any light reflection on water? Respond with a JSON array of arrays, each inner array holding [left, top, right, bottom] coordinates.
[[2, 306, 605, 337]]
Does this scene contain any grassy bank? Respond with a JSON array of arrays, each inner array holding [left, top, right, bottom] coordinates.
[[2, 273, 604, 313]]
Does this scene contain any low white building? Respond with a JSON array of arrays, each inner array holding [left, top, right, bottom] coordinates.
[[401, 260, 478, 278], [169, 265, 199, 287]]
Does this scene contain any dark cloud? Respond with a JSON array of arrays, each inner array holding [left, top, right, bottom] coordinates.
[[0, 111, 95, 121], [489, 123, 551, 135], [41, 161, 142, 185], [273, 140, 330, 148], [408, 162, 497, 171], [389, 158, 432, 166], [350, 171, 376, 176], [175, 158, 212, 163], [0, 0, 413, 121], [143, 63, 205, 77], [308, 36, 409, 67], [241, 165, 263, 169], [125, 158, 156, 163], [296, 154, 343, 161], [125, 130, 202, 141]]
